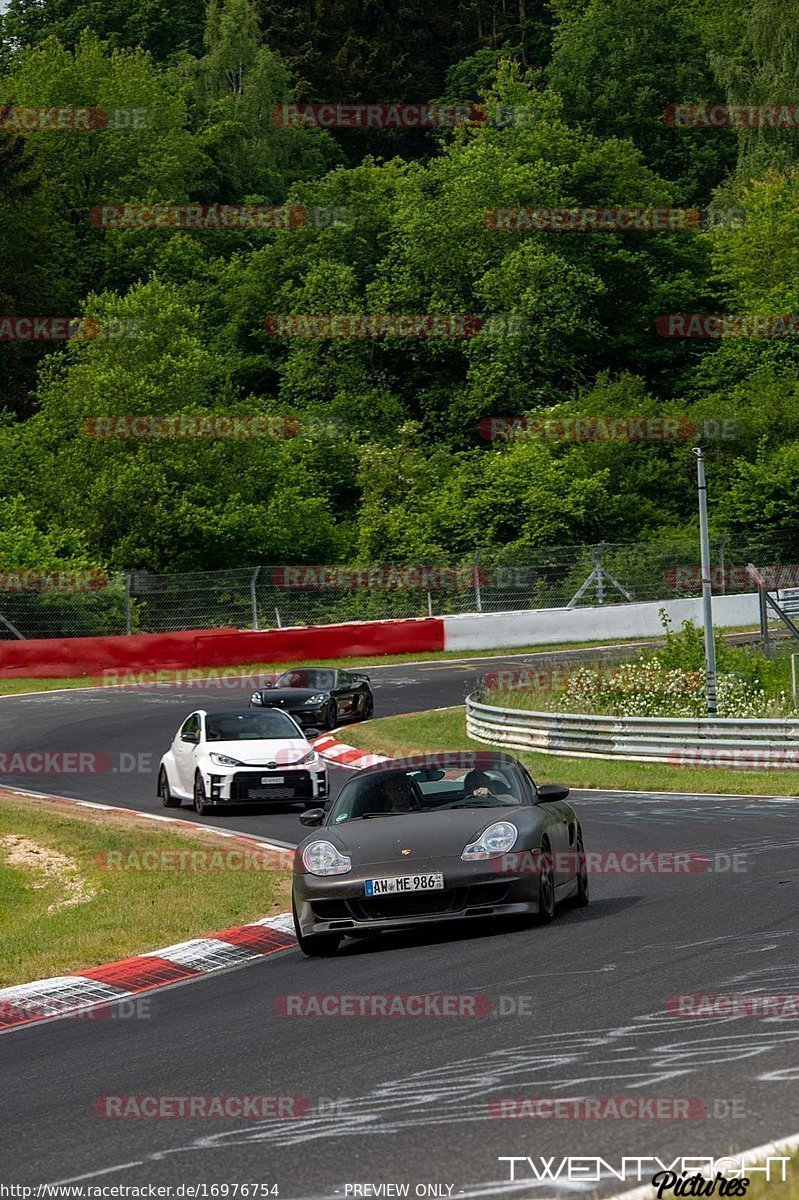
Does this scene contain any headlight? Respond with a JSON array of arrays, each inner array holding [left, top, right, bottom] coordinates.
[[250, 691, 263, 705], [305, 694, 327, 705], [461, 821, 518, 861], [210, 752, 244, 767], [302, 840, 351, 876], [296, 749, 319, 766]]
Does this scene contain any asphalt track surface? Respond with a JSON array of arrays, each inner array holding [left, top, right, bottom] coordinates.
[[1, 651, 799, 1193]]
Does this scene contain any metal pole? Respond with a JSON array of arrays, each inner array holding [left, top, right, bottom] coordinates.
[[693, 447, 717, 716], [595, 543, 605, 605], [792, 653, 797, 705], [250, 566, 261, 631], [124, 572, 132, 635], [427, 590, 433, 618], [274, 606, 282, 629], [473, 549, 483, 613]]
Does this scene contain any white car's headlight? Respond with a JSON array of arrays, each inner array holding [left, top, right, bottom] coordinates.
[[461, 821, 518, 861], [210, 752, 244, 767], [302, 840, 351, 876], [296, 749, 319, 766], [305, 694, 327, 705], [250, 691, 263, 705]]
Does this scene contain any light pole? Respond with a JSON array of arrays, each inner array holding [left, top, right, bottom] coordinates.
[[693, 447, 717, 716]]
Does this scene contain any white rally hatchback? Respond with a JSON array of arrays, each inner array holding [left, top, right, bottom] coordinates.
[[158, 708, 328, 815]]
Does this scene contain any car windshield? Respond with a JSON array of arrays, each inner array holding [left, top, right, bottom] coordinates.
[[275, 669, 335, 690], [205, 712, 301, 741], [327, 765, 527, 823]]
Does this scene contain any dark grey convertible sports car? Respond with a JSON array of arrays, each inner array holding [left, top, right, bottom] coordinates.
[[250, 666, 373, 730], [292, 751, 588, 955]]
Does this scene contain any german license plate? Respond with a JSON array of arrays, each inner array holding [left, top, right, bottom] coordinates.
[[365, 873, 444, 896], [261, 775, 285, 784]]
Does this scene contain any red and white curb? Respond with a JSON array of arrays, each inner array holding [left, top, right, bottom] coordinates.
[[0, 786, 299, 1033], [0, 914, 296, 1033], [313, 732, 389, 770]]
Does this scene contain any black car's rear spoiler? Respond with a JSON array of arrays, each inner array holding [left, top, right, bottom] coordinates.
[[350, 672, 371, 682]]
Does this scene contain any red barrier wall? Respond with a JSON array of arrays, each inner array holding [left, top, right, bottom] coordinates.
[[0, 619, 445, 679]]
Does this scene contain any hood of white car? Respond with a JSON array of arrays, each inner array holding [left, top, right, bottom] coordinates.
[[203, 738, 314, 767]]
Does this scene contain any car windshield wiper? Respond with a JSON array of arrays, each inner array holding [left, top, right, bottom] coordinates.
[[442, 800, 502, 808], [362, 811, 402, 818]]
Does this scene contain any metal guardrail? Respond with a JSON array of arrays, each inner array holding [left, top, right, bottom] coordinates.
[[466, 695, 799, 769]]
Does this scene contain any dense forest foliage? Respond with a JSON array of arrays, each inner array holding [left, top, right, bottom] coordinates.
[[1, 0, 798, 574]]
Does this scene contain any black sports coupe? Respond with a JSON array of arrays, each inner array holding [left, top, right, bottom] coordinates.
[[292, 751, 588, 956], [250, 666, 373, 731]]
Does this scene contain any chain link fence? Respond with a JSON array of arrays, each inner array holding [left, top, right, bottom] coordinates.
[[1, 538, 797, 640]]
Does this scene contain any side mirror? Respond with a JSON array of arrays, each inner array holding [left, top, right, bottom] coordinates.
[[181, 731, 199, 744], [305, 727, 321, 739], [300, 808, 325, 827], [537, 783, 569, 803]]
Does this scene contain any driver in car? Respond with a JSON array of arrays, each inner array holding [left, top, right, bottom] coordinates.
[[385, 776, 421, 813], [463, 769, 497, 799]]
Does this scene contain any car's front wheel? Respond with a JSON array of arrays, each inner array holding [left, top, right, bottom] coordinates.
[[158, 766, 181, 808], [193, 772, 211, 817], [323, 700, 338, 731], [293, 898, 341, 957]]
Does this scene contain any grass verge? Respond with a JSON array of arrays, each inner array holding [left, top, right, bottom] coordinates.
[[0, 628, 759, 698], [0, 792, 291, 987], [342, 708, 799, 796]]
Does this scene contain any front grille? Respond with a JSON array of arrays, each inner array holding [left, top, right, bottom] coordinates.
[[230, 770, 312, 802], [311, 899, 351, 920], [348, 889, 467, 921]]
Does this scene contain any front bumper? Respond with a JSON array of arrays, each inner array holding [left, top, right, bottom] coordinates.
[[254, 701, 327, 726], [203, 767, 329, 806], [293, 857, 539, 936]]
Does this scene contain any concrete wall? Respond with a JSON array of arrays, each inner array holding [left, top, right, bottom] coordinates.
[[443, 592, 760, 652]]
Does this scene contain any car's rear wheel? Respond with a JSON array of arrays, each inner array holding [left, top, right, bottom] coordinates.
[[193, 772, 211, 817], [324, 700, 338, 731], [574, 826, 589, 907], [361, 693, 374, 720], [534, 837, 556, 924], [292, 897, 340, 957], [158, 767, 181, 808]]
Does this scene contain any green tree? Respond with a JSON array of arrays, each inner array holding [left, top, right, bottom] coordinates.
[[547, 0, 738, 200]]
